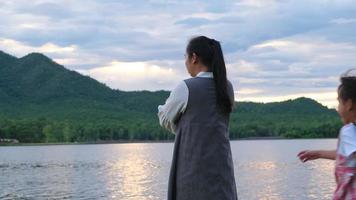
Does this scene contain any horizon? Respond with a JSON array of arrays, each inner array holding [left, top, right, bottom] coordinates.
[[1, 0, 355, 108]]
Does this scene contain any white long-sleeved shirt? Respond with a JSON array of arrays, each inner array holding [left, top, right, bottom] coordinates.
[[157, 72, 214, 133]]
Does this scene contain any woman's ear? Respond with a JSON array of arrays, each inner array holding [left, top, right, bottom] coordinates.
[[192, 53, 198, 64]]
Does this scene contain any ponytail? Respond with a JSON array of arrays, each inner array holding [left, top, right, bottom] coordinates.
[[186, 36, 233, 113]]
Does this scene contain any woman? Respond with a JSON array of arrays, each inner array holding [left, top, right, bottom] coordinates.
[[158, 36, 238, 200]]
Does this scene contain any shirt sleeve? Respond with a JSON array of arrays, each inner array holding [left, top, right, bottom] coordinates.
[[340, 126, 356, 157], [157, 81, 188, 134], [227, 80, 235, 110]]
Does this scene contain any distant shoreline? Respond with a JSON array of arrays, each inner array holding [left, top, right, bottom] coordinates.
[[0, 137, 337, 147], [0, 140, 174, 146]]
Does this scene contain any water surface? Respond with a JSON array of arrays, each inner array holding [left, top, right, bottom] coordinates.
[[0, 139, 336, 200]]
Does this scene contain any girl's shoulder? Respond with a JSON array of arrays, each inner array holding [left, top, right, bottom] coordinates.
[[339, 123, 356, 157], [340, 123, 356, 137]]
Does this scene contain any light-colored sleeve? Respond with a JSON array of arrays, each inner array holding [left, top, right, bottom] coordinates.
[[227, 80, 236, 110], [157, 81, 188, 134], [340, 126, 356, 157], [341, 135, 356, 157]]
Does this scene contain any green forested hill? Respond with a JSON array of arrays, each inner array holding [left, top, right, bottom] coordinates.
[[230, 98, 340, 139], [0, 50, 341, 143]]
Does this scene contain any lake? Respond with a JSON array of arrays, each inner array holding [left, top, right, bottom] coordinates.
[[0, 139, 336, 200]]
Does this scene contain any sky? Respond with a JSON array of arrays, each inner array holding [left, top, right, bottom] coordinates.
[[1, 0, 356, 108]]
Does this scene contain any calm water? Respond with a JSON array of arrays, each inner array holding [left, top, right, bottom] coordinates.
[[0, 139, 336, 200]]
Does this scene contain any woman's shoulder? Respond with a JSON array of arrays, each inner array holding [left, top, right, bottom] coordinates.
[[183, 76, 213, 86], [172, 80, 188, 93], [227, 79, 234, 89]]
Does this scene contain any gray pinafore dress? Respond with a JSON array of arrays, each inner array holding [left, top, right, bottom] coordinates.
[[168, 77, 238, 200]]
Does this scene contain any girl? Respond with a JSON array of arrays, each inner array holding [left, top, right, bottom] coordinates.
[[298, 69, 356, 200], [158, 36, 238, 200]]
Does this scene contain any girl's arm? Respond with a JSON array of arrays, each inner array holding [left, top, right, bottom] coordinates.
[[297, 150, 337, 162], [157, 81, 188, 134]]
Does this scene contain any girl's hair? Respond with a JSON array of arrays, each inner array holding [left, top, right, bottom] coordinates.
[[338, 69, 356, 103], [186, 36, 232, 113]]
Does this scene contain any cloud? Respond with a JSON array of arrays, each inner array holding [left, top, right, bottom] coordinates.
[[175, 17, 213, 27], [0, 38, 76, 55], [240, 37, 356, 78], [1, 0, 356, 107], [0, 37, 110, 68], [330, 18, 356, 25], [226, 36, 356, 107], [76, 61, 184, 91]]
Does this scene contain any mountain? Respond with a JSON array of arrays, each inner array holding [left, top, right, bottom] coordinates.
[[232, 97, 340, 138], [0, 51, 113, 102], [0, 51, 341, 142], [237, 97, 332, 114], [0, 51, 168, 119]]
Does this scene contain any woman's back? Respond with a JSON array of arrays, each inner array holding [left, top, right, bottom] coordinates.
[[178, 76, 233, 128], [169, 75, 237, 200], [161, 36, 238, 200]]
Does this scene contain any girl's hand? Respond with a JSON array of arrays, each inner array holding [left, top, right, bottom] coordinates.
[[297, 150, 320, 162]]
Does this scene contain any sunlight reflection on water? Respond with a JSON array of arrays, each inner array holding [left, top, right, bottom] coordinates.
[[0, 139, 337, 200]]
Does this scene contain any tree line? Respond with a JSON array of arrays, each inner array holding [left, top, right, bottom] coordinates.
[[0, 113, 341, 143]]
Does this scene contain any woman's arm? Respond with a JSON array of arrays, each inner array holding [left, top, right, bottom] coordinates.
[[297, 150, 337, 162], [157, 81, 188, 134]]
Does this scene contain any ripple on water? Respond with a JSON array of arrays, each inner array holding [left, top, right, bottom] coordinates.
[[0, 162, 106, 170], [0, 140, 338, 200]]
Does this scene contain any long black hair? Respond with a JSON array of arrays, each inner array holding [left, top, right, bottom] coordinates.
[[186, 36, 233, 113]]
